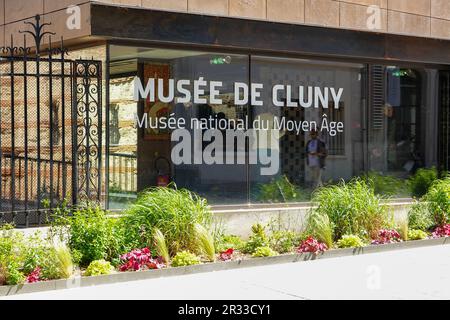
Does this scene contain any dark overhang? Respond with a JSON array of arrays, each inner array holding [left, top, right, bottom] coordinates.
[[90, 3, 450, 66]]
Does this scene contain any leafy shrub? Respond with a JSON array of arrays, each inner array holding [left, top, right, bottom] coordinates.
[[1, 228, 74, 284], [336, 235, 365, 248], [0, 228, 25, 285], [21, 235, 73, 281], [195, 224, 215, 262], [409, 167, 438, 198], [6, 261, 25, 285], [256, 176, 306, 203], [153, 228, 170, 264], [297, 237, 328, 254], [424, 178, 450, 227], [252, 246, 278, 257], [305, 211, 334, 248], [242, 224, 269, 254], [269, 230, 300, 254], [371, 229, 402, 245], [432, 224, 450, 238], [216, 235, 245, 253], [52, 203, 127, 267], [312, 179, 391, 240], [119, 248, 165, 272], [408, 201, 434, 231], [408, 229, 428, 241], [121, 187, 212, 256], [363, 171, 405, 196], [171, 251, 201, 267], [85, 260, 113, 277]]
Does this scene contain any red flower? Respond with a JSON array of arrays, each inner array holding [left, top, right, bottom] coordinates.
[[298, 237, 328, 254], [219, 248, 234, 261], [26, 267, 42, 283], [371, 229, 402, 245], [119, 248, 165, 272], [432, 224, 450, 238]]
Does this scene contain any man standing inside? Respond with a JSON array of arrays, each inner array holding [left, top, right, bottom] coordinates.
[[306, 130, 328, 189]]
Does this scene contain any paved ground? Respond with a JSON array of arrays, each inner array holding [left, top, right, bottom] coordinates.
[[3, 245, 450, 300]]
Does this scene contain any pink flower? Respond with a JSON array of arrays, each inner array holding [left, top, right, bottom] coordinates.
[[219, 248, 234, 261], [119, 248, 165, 272], [432, 224, 450, 238], [298, 237, 328, 254], [26, 267, 42, 283], [371, 229, 402, 245]]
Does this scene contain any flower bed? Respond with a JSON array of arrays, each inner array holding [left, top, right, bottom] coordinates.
[[2, 178, 450, 289]]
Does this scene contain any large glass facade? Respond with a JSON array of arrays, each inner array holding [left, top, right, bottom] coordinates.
[[107, 45, 442, 208], [368, 67, 439, 180]]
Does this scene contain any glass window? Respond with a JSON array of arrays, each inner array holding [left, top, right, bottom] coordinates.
[[249, 57, 366, 203], [107, 45, 443, 207], [108, 45, 249, 208], [368, 66, 439, 195]]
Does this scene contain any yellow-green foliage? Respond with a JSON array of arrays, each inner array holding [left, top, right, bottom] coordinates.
[[242, 224, 269, 254], [252, 246, 278, 257], [408, 229, 428, 241], [216, 235, 245, 253], [336, 235, 365, 248], [153, 228, 170, 264], [171, 251, 201, 267], [54, 246, 74, 279], [84, 260, 113, 277], [194, 224, 215, 262]]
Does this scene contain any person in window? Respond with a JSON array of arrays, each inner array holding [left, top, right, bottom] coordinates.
[[306, 130, 328, 189]]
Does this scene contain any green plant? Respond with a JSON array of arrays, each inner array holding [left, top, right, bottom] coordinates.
[[256, 176, 307, 203], [424, 178, 450, 226], [252, 246, 278, 257], [408, 229, 428, 240], [0, 228, 25, 285], [171, 251, 201, 267], [194, 224, 215, 262], [153, 228, 170, 264], [336, 235, 365, 248], [396, 218, 409, 241], [409, 167, 438, 198], [54, 246, 74, 279], [2, 233, 30, 284], [52, 203, 128, 267], [22, 241, 72, 280], [0, 228, 73, 284], [408, 201, 434, 231], [121, 186, 212, 256], [305, 211, 334, 248], [216, 235, 245, 253], [242, 224, 269, 254], [363, 171, 405, 196], [84, 260, 113, 277], [312, 179, 391, 240], [6, 261, 25, 285], [269, 230, 300, 254]]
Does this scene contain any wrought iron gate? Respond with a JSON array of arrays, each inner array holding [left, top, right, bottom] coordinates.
[[0, 16, 102, 226]]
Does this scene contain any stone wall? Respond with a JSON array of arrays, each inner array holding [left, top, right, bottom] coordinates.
[[1, 0, 450, 48]]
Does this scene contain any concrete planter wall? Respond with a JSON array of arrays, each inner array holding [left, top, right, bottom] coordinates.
[[213, 201, 413, 238], [1, 236, 448, 298]]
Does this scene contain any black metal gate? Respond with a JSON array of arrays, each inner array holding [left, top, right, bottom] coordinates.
[[0, 16, 102, 226]]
